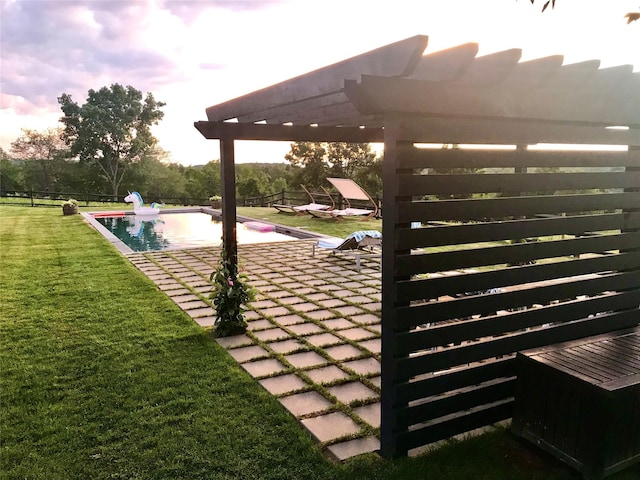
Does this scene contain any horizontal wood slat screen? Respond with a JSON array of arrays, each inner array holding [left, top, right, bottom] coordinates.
[[381, 141, 640, 457]]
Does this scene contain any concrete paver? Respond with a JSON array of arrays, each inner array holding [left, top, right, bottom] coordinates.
[[287, 323, 325, 336], [259, 374, 308, 395], [326, 437, 380, 461], [301, 412, 361, 443], [274, 314, 307, 326], [324, 344, 363, 361], [328, 382, 378, 404], [343, 357, 381, 376], [242, 358, 287, 378], [253, 328, 291, 342], [339, 327, 378, 341], [228, 345, 269, 363], [305, 365, 351, 384], [267, 339, 306, 354], [305, 333, 343, 348], [279, 390, 332, 417], [246, 319, 273, 331], [285, 351, 328, 369], [353, 403, 381, 428], [216, 334, 253, 349]]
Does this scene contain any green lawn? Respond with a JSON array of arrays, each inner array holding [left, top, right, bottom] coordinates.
[[237, 206, 382, 239], [1, 205, 638, 480]]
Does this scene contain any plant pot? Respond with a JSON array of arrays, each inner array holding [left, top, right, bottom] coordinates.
[[210, 200, 221, 209], [62, 204, 78, 215]]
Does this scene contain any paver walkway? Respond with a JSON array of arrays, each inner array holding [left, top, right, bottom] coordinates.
[[127, 239, 382, 461]]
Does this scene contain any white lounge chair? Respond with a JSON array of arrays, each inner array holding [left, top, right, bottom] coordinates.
[[307, 178, 378, 220], [273, 185, 335, 215], [312, 230, 382, 271]]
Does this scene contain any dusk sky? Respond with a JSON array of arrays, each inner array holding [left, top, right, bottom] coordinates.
[[1, 0, 639, 165]]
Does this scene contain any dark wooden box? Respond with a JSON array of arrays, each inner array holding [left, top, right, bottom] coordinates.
[[512, 327, 640, 480]]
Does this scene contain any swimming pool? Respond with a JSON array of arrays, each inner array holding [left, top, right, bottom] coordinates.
[[91, 210, 301, 252]]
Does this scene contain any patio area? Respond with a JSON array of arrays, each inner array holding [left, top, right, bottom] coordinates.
[[127, 239, 383, 461]]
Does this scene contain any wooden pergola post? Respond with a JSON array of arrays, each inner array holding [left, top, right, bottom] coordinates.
[[220, 136, 238, 269]]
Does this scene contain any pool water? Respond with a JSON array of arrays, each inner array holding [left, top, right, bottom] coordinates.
[[95, 212, 297, 252]]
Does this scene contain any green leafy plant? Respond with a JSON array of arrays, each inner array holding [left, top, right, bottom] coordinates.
[[209, 249, 255, 337], [209, 195, 222, 208], [62, 198, 79, 215]]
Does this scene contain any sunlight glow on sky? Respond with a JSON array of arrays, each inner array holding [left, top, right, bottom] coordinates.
[[1, 0, 638, 165]]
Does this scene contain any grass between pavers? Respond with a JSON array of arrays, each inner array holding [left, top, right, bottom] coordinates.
[[0, 205, 637, 480]]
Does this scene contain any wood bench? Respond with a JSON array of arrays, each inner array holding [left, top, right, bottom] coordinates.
[[511, 327, 640, 480]]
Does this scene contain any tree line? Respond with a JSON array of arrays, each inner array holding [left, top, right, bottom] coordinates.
[[1, 84, 382, 204]]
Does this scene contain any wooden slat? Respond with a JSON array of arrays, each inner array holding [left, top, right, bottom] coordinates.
[[396, 213, 640, 250], [205, 35, 428, 122], [395, 357, 515, 404], [391, 116, 640, 144], [264, 101, 361, 126], [409, 43, 479, 81], [396, 252, 640, 300], [396, 146, 640, 170], [396, 378, 515, 427], [453, 49, 522, 86], [398, 171, 640, 196], [501, 55, 565, 89], [396, 232, 640, 274], [396, 310, 640, 378], [396, 192, 640, 223], [395, 271, 640, 325], [396, 400, 513, 453], [236, 92, 350, 123], [396, 291, 640, 354]]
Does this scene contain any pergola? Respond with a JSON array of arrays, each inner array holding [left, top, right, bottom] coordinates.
[[195, 35, 639, 458]]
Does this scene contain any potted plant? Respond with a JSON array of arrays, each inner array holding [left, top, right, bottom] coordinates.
[[62, 198, 79, 215], [209, 249, 255, 337], [209, 195, 222, 209]]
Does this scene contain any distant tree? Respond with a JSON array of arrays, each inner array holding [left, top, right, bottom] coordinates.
[[183, 160, 222, 199], [58, 84, 165, 197], [284, 142, 328, 189], [353, 157, 383, 200], [9, 127, 68, 192], [326, 142, 377, 179], [284, 142, 379, 190], [235, 167, 264, 199], [0, 147, 23, 192], [124, 147, 185, 202]]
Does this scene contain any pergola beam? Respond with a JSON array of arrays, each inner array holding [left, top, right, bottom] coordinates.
[[194, 121, 384, 142]]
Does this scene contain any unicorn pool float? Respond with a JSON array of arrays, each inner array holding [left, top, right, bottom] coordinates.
[[124, 191, 162, 216]]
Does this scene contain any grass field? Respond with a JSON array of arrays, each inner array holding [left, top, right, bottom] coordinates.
[[1, 205, 638, 480]]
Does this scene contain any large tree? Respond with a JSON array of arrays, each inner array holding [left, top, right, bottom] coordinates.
[[58, 84, 165, 197], [284, 142, 378, 190], [9, 127, 67, 192]]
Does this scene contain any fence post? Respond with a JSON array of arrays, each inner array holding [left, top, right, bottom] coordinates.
[[30, 189, 34, 207], [281, 189, 285, 204]]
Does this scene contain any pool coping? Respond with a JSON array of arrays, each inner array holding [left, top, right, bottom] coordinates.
[[82, 207, 331, 255]]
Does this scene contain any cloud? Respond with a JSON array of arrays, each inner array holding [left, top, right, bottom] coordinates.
[[159, 0, 286, 21], [0, 0, 184, 112]]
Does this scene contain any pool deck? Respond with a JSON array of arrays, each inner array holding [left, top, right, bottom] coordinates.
[[126, 239, 383, 461]]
